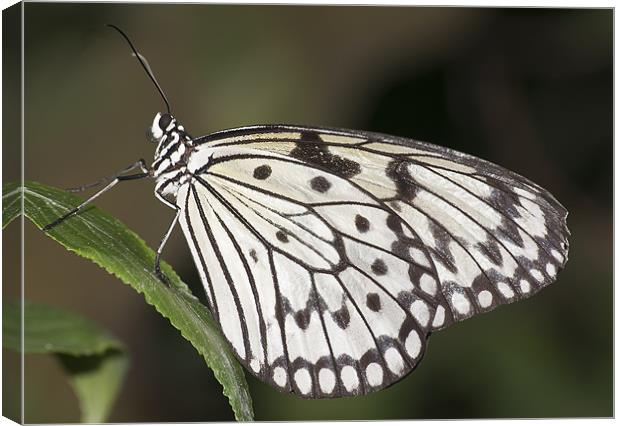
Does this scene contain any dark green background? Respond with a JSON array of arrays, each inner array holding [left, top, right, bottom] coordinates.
[[5, 4, 612, 422]]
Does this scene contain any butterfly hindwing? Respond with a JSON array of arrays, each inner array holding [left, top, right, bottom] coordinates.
[[177, 125, 569, 398]]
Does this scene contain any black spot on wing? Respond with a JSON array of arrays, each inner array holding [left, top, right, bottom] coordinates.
[[333, 306, 351, 329], [427, 220, 458, 273], [386, 214, 403, 234], [476, 240, 503, 266], [386, 159, 418, 200], [355, 214, 370, 233], [290, 131, 361, 179], [253, 164, 272, 180], [294, 310, 311, 330], [390, 200, 402, 212], [371, 258, 388, 275], [366, 293, 381, 312], [310, 176, 331, 193], [498, 216, 525, 248], [276, 230, 289, 243]]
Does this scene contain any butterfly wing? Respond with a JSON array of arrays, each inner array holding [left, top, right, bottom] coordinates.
[[177, 125, 569, 398]]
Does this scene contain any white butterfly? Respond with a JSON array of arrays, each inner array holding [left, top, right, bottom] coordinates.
[[47, 26, 570, 399], [146, 114, 570, 398]]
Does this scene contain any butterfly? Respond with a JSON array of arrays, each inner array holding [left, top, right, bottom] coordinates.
[[46, 26, 570, 399]]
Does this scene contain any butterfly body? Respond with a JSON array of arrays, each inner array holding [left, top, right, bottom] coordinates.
[[143, 112, 570, 398], [149, 113, 195, 202]]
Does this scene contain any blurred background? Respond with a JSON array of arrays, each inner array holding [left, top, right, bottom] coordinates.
[[3, 4, 612, 422]]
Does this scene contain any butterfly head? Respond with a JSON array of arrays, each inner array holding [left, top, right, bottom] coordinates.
[[148, 112, 178, 144]]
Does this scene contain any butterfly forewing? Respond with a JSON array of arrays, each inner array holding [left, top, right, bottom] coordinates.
[[175, 125, 569, 398]]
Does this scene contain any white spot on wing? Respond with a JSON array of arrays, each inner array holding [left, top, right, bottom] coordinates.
[[294, 368, 312, 394], [410, 300, 430, 327], [530, 269, 544, 283], [420, 273, 437, 296], [273, 366, 287, 387], [384, 347, 405, 374], [409, 247, 431, 268], [520, 279, 531, 294], [365, 363, 383, 387], [497, 282, 515, 299], [432, 306, 445, 328], [319, 368, 336, 393], [341, 366, 359, 392], [477, 290, 493, 308], [405, 329, 422, 358], [451, 292, 471, 315]]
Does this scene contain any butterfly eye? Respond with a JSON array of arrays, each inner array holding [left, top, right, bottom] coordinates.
[[158, 113, 173, 131]]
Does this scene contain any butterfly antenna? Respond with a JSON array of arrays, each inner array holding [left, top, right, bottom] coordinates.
[[107, 24, 172, 114]]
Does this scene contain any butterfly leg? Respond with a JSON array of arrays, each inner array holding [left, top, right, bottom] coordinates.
[[152, 186, 184, 287], [43, 159, 152, 231], [65, 159, 151, 192], [153, 209, 180, 287]]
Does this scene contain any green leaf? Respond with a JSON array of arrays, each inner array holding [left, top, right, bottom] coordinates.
[[3, 182, 21, 228], [58, 351, 128, 423], [3, 300, 129, 422], [3, 181, 254, 421], [3, 300, 124, 355]]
